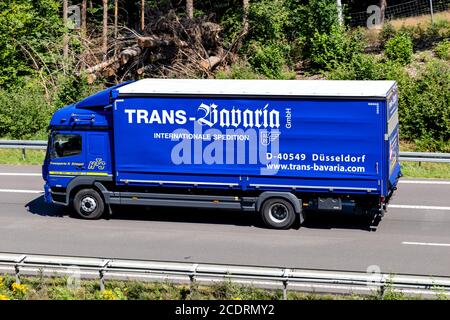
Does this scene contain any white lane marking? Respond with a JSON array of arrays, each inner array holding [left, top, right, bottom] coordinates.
[[390, 204, 450, 211], [399, 180, 450, 185], [0, 173, 41, 177], [402, 242, 450, 247], [0, 189, 42, 194]]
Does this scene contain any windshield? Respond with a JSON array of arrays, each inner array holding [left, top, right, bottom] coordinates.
[[50, 133, 82, 158]]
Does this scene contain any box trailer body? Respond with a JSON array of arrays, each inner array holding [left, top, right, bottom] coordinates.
[[42, 79, 401, 229]]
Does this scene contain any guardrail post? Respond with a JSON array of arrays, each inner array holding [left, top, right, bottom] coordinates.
[[379, 283, 385, 298], [189, 264, 198, 299], [15, 264, 21, 284], [99, 269, 105, 291], [22, 148, 26, 160], [99, 260, 111, 292], [14, 255, 27, 284], [282, 269, 290, 300]]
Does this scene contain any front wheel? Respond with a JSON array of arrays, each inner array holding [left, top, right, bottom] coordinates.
[[261, 198, 297, 229], [73, 189, 105, 219]]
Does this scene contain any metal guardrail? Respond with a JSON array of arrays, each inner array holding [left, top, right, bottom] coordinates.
[[0, 140, 47, 150], [399, 152, 450, 163], [0, 252, 449, 298], [0, 140, 449, 163]]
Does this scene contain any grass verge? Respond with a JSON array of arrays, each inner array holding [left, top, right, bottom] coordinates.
[[0, 149, 45, 165], [390, 10, 450, 29], [0, 274, 445, 300], [400, 162, 450, 179]]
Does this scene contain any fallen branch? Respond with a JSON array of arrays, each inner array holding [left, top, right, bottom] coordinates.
[[199, 55, 222, 71], [119, 45, 142, 65], [85, 56, 119, 74], [137, 36, 184, 48]]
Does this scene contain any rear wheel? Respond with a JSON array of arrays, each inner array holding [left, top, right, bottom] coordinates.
[[73, 189, 105, 219], [261, 198, 296, 229]]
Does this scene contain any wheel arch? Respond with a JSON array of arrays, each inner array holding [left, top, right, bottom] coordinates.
[[66, 176, 112, 205], [256, 192, 302, 213]]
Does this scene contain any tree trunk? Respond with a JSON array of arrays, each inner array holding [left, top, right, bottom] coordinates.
[[141, 0, 145, 31], [186, 0, 194, 19], [199, 56, 222, 71], [114, 0, 118, 53], [379, 0, 387, 25], [242, 0, 249, 35], [63, 0, 68, 59], [102, 0, 108, 58], [81, 0, 87, 37]]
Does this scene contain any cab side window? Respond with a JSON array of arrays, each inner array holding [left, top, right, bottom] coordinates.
[[51, 134, 82, 158]]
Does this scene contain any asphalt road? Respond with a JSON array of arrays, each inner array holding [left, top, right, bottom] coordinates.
[[0, 165, 449, 276]]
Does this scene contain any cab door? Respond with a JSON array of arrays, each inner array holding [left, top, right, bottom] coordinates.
[[86, 132, 112, 176], [47, 131, 86, 188]]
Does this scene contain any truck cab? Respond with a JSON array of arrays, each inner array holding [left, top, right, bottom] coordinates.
[[43, 86, 116, 218]]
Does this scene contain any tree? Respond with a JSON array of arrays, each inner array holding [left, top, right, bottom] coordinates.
[[186, 0, 194, 19], [243, 0, 249, 35], [141, 0, 145, 31], [0, 0, 62, 87], [81, 0, 87, 37], [379, 0, 387, 25], [63, 0, 68, 59], [114, 0, 119, 54], [114, 0, 118, 39], [102, 0, 108, 57]]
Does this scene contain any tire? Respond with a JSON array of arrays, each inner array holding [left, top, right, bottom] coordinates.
[[261, 198, 296, 229], [73, 188, 105, 219]]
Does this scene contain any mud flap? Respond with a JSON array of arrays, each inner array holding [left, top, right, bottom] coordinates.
[[369, 208, 384, 231], [298, 209, 305, 226]]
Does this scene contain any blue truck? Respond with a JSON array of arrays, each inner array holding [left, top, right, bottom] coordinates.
[[42, 79, 401, 229]]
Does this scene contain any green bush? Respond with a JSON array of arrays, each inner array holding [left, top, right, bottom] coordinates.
[[309, 25, 366, 70], [379, 22, 397, 44], [292, 0, 345, 64], [216, 61, 263, 79], [219, 6, 244, 48], [248, 42, 292, 79], [247, 0, 289, 43], [0, 0, 62, 87], [0, 74, 104, 139], [401, 59, 450, 143], [0, 80, 55, 139], [327, 54, 449, 151], [327, 54, 378, 80], [374, 58, 450, 147], [435, 40, 450, 60], [298, 0, 339, 36], [384, 33, 414, 65]]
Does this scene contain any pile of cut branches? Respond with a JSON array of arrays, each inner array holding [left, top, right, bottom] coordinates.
[[84, 11, 232, 83]]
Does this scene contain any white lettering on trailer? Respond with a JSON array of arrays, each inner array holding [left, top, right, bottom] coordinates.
[[125, 109, 187, 125], [124, 103, 280, 129], [124, 109, 136, 123]]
